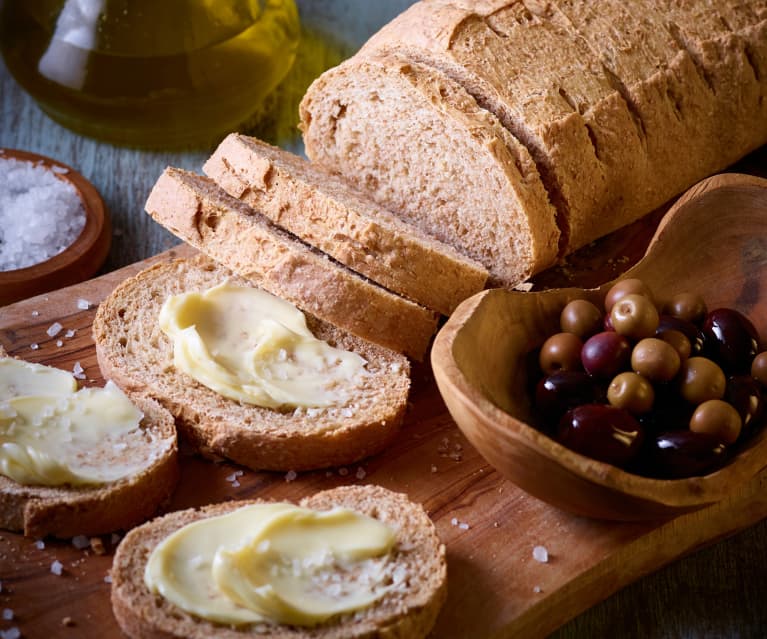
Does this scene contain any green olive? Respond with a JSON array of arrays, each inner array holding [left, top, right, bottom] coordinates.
[[607, 372, 654, 414], [631, 338, 680, 382], [604, 278, 655, 313], [657, 328, 692, 362], [539, 332, 583, 374], [752, 352, 767, 387], [663, 292, 707, 325], [689, 399, 742, 443], [679, 357, 726, 404], [610, 293, 659, 340], [560, 299, 602, 339]]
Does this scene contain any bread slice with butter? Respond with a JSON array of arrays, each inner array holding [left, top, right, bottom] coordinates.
[[0, 346, 179, 538], [203, 133, 488, 316], [111, 485, 447, 639], [145, 167, 438, 361], [93, 254, 411, 472]]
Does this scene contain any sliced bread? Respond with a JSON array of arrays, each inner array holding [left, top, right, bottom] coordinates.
[[203, 133, 488, 315], [0, 380, 179, 539], [300, 50, 560, 288], [111, 485, 447, 639], [145, 168, 438, 360], [92, 254, 412, 472]]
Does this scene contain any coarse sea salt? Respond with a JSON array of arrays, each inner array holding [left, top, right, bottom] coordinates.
[[532, 545, 549, 563], [0, 158, 86, 271]]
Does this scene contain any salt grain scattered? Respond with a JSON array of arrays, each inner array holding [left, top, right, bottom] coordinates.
[[338, 467, 349, 477], [47, 322, 63, 337], [51, 559, 64, 575], [430, 465, 437, 473], [458, 522, 470, 530], [110, 533, 121, 545], [355, 467, 366, 480], [31, 310, 39, 317], [76, 298, 91, 310], [34, 539, 45, 550], [450, 517, 458, 526], [51, 165, 69, 175], [2, 608, 13, 620], [231, 480, 240, 488], [104, 574, 113, 584], [533, 545, 549, 563], [72, 535, 90, 550], [533, 585, 542, 593], [0, 627, 20, 639], [56, 340, 63, 347], [64, 329, 76, 338], [72, 361, 85, 379], [285, 470, 297, 483], [0, 158, 86, 271], [30, 343, 39, 351]]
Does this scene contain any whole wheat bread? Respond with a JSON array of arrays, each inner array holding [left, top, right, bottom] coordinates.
[[300, 50, 561, 288], [203, 133, 488, 315], [111, 485, 447, 639], [145, 168, 438, 360], [92, 254, 412, 472], [0, 375, 179, 539]]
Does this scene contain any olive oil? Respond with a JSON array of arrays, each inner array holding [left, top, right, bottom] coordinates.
[[0, 0, 300, 148]]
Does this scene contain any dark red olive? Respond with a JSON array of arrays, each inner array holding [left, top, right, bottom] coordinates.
[[642, 430, 728, 479], [657, 315, 705, 355], [581, 331, 632, 378], [557, 404, 644, 468], [702, 308, 760, 374], [535, 371, 603, 426], [725, 375, 765, 439], [637, 383, 694, 436]]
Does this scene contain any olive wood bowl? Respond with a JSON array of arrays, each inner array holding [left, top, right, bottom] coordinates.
[[432, 173, 767, 521], [0, 149, 111, 307]]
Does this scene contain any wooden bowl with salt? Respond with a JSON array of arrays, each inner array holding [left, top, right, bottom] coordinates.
[[432, 173, 767, 521], [0, 149, 111, 306]]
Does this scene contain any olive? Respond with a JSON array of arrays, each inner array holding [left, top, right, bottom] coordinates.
[[631, 338, 680, 383], [539, 332, 583, 374], [534, 371, 603, 425], [560, 299, 602, 339], [751, 352, 767, 386], [689, 399, 742, 444], [678, 356, 726, 404], [581, 331, 632, 378], [607, 372, 654, 414], [702, 308, 760, 374], [604, 278, 654, 313], [657, 315, 705, 355], [725, 375, 765, 438], [663, 292, 707, 325], [557, 404, 644, 468], [535, 371, 604, 425], [610, 293, 660, 340], [643, 430, 728, 479], [657, 328, 691, 362]]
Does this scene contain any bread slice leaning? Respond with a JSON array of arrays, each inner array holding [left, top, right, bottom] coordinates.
[[0, 348, 179, 538], [145, 168, 438, 360], [111, 485, 447, 639], [204, 133, 488, 316], [92, 254, 411, 472]]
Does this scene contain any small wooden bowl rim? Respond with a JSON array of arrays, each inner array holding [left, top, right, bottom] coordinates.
[[433, 173, 767, 519], [0, 149, 111, 306]]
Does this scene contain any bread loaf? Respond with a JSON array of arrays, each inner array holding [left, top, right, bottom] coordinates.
[[145, 168, 438, 360], [111, 485, 447, 639], [301, 0, 767, 282], [204, 133, 488, 315], [93, 254, 412, 472]]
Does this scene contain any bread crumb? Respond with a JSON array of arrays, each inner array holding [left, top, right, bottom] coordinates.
[[76, 298, 91, 310], [284, 470, 297, 482], [0, 627, 20, 639], [338, 467, 349, 477], [493, 521, 500, 528], [90, 537, 106, 555], [61, 616, 76, 627], [71, 535, 90, 550], [430, 465, 437, 473], [514, 281, 534, 292], [533, 545, 549, 563], [2, 608, 13, 620], [51, 559, 64, 575], [34, 539, 45, 550], [47, 322, 63, 337]]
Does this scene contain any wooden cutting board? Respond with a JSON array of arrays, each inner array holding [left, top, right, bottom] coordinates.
[[2, 208, 767, 639]]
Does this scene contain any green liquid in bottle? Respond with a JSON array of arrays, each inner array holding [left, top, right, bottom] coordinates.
[[0, 0, 300, 148]]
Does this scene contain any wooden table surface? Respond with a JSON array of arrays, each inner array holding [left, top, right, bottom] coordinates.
[[2, 2, 767, 637]]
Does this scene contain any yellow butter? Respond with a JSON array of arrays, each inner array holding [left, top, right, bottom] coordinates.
[[145, 503, 396, 627], [0, 358, 145, 486], [159, 282, 367, 409]]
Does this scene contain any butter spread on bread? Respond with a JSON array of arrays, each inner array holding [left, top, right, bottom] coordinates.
[[159, 282, 367, 410], [0, 358, 150, 486], [145, 503, 397, 626]]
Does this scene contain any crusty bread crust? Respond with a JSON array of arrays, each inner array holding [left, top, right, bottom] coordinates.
[[0, 394, 179, 539], [92, 254, 411, 472], [145, 168, 438, 360], [204, 133, 488, 316], [111, 485, 447, 639]]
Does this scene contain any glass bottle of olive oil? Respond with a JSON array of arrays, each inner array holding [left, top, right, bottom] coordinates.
[[0, 0, 300, 148]]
